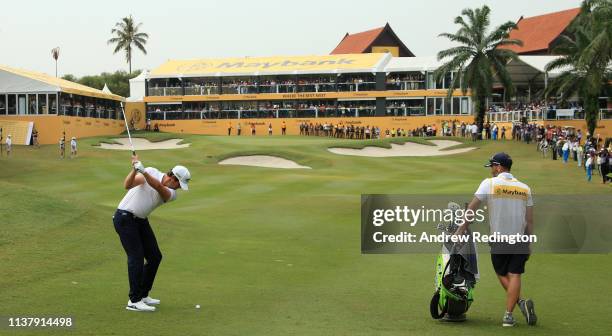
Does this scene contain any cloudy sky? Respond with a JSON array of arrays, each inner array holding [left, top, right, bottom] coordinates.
[[0, 0, 581, 77]]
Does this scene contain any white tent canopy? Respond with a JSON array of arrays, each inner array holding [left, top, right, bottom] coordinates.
[[102, 83, 113, 94], [0, 69, 59, 93], [128, 70, 148, 101], [505, 55, 567, 86]]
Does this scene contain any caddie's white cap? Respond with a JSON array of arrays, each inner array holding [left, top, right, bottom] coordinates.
[[171, 165, 191, 190]]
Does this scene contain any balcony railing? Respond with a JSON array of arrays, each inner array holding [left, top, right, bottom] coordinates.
[[386, 106, 426, 116], [386, 80, 426, 91], [147, 106, 380, 119], [147, 81, 385, 96], [485, 108, 610, 123], [337, 82, 376, 92], [59, 105, 117, 118], [185, 86, 220, 95], [148, 87, 182, 96]]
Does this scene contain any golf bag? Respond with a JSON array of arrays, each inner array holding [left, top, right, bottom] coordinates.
[[430, 202, 478, 322]]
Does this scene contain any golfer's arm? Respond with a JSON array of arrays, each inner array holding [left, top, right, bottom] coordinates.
[[525, 206, 534, 235], [141, 172, 172, 202], [124, 170, 144, 189]]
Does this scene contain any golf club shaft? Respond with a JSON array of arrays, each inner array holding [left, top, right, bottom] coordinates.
[[119, 102, 136, 156]]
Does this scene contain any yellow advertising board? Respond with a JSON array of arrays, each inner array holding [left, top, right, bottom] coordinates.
[[372, 46, 399, 57], [147, 117, 612, 139], [149, 116, 477, 136], [149, 54, 387, 77]]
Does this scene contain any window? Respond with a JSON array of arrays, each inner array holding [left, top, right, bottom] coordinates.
[[297, 75, 337, 93], [0, 94, 6, 114], [48, 94, 57, 114], [221, 76, 258, 95], [336, 100, 376, 117], [38, 94, 47, 114], [386, 72, 425, 91], [224, 101, 258, 118], [184, 77, 219, 95], [8, 95, 16, 115], [386, 99, 425, 116], [259, 75, 296, 94], [337, 73, 376, 92], [427, 97, 444, 115]]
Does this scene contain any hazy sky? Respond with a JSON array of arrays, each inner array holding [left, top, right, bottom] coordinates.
[[1, 0, 581, 77]]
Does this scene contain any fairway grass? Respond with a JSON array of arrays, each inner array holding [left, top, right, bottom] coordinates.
[[0, 134, 610, 335]]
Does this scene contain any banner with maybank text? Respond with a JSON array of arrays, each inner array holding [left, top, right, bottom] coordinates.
[[361, 194, 612, 254], [149, 53, 387, 77]]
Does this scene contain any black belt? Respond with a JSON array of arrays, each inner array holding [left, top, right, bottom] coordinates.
[[115, 209, 143, 219]]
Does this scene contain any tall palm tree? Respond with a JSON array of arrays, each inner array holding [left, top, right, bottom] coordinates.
[[576, 0, 612, 75], [107, 15, 149, 74], [435, 5, 522, 138], [546, 0, 611, 136]]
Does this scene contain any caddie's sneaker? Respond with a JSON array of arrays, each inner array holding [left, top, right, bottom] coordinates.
[[142, 296, 160, 305], [502, 312, 516, 327], [126, 300, 156, 312], [518, 298, 537, 326]]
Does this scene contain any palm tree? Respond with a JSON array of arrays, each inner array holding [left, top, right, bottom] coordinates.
[[546, 0, 611, 136], [576, 0, 612, 74], [435, 5, 522, 138], [107, 15, 149, 74]]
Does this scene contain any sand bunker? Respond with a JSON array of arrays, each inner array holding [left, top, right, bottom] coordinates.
[[219, 155, 311, 169], [328, 140, 475, 157], [99, 138, 190, 150]]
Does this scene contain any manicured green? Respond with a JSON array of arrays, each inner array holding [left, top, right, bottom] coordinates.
[[0, 133, 609, 335]]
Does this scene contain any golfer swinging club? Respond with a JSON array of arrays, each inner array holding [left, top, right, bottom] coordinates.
[[456, 153, 537, 327], [113, 154, 191, 312]]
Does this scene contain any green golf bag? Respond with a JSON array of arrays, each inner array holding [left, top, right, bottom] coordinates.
[[430, 253, 476, 321], [430, 202, 478, 322]]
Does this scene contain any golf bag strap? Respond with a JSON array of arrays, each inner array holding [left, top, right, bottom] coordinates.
[[430, 290, 446, 319]]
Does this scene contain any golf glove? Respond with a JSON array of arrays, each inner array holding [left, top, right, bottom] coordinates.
[[133, 161, 145, 174]]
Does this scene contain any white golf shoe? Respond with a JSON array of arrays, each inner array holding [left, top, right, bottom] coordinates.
[[126, 300, 156, 312], [142, 296, 160, 305]]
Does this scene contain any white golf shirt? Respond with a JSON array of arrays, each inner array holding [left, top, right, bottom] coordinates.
[[71, 139, 77, 150], [6, 137, 11, 148], [474, 172, 533, 235], [118, 167, 177, 218]]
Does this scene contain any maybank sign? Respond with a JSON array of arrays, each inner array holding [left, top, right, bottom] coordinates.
[[149, 53, 388, 77]]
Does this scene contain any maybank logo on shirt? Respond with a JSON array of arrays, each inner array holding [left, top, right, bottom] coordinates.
[[492, 185, 529, 200]]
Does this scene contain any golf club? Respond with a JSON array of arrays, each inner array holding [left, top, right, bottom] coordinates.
[[119, 102, 136, 156]]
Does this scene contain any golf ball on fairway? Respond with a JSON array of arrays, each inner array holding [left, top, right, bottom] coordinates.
[[195, 304, 200, 309]]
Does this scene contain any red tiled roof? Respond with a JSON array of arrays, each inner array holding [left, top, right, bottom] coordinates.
[[504, 8, 581, 54], [331, 27, 385, 54]]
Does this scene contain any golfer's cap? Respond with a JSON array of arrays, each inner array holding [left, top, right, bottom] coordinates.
[[484, 152, 512, 169], [7, 134, 11, 138], [71, 137, 76, 140], [172, 165, 191, 190]]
